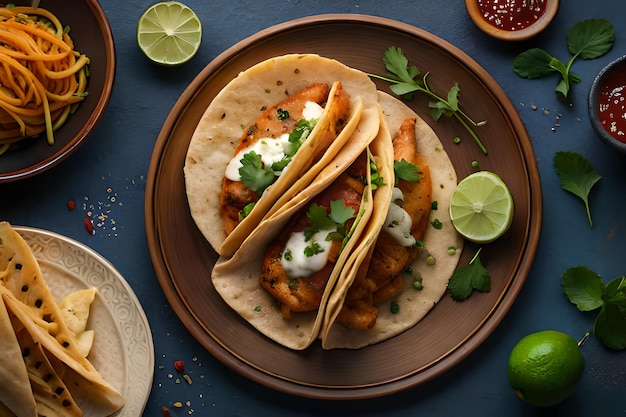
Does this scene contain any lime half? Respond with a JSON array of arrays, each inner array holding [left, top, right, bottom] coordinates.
[[137, 1, 202, 66], [449, 171, 514, 244]]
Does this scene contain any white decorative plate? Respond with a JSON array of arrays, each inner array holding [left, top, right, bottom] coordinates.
[[16, 226, 154, 417]]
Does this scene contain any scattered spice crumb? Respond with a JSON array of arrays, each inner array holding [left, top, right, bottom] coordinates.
[[531, 102, 537, 110], [161, 406, 172, 417], [67, 199, 75, 211], [84, 217, 94, 235], [183, 374, 193, 385], [173, 401, 183, 408], [174, 360, 185, 373]]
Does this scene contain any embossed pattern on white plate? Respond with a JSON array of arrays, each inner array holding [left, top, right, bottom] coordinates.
[[17, 227, 154, 417]]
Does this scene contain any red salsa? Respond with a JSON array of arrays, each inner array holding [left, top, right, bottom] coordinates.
[[598, 62, 626, 143], [477, 0, 547, 31]]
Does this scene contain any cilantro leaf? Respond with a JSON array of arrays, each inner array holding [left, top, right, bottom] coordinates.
[[394, 159, 423, 184], [239, 151, 276, 195], [328, 199, 355, 225], [553, 151, 601, 227], [567, 18, 615, 60], [448, 249, 490, 301], [305, 200, 355, 242], [306, 203, 336, 239], [561, 266, 605, 311], [594, 301, 626, 350]]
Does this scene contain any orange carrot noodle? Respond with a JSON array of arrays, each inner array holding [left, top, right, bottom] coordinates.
[[0, 6, 90, 148]]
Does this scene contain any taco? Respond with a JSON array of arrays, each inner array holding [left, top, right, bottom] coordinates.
[[0, 221, 124, 416], [210, 112, 390, 350], [184, 54, 380, 257], [321, 92, 464, 349]]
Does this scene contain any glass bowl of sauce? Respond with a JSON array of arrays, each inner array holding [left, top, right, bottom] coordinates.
[[589, 55, 626, 154], [466, 0, 559, 41]]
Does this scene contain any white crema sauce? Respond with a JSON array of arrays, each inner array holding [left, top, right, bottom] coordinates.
[[224, 101, 324, 182], [385, 187, 417, 247], [280, 229, 333, 278]]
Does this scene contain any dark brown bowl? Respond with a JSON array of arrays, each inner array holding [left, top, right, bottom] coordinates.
[[0, 0, 115, 182], [588, 55, 626, 154]]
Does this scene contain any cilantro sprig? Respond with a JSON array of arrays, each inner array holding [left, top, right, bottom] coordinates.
[[513, 18, 615, 100], [369, 46, 487, 154], [447, 248, 491, 301], [562, 266, 626, 350], [553, 151, 601, 227]]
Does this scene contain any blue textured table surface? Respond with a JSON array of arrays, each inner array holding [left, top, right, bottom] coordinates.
[[2, 1, 625, 416]]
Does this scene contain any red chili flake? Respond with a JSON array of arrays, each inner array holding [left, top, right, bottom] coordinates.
[[67, 199, 75, 211], [160, 406, 172, 417], [173, 360, 185, 373], [84, 217, 94, 235]]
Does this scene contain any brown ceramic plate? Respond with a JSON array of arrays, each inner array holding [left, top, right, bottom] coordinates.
[[145, 14, 542, 399], [0, 0, 115, 182]]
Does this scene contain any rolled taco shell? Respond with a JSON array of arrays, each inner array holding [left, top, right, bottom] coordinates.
[[184, 54, 379, 257], [321, 92, 463, 349]]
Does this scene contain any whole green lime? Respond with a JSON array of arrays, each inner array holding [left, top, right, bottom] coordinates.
[[507, 330, 584, 407]]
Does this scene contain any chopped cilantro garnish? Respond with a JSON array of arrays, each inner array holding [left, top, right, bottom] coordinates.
[[277, 108, 290, 121], [283, 249, 293, 261], [390, 301, 400, 314], [305, 200, 355, 243], [240, 202, 255, 220], [431, 218, 442, 229], [239, 151, 276, 195], [304, 241, 325, 257], [394, 159, 423, 184], [239, 118, 318, 196], [370, 161, 385, 190]]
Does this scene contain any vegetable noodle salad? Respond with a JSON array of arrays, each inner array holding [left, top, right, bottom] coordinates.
[[0, 6, 90, 155]]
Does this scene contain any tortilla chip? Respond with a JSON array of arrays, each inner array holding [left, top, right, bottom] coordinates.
[[0, 298, 36, 417], [0, 222, 125, 415]]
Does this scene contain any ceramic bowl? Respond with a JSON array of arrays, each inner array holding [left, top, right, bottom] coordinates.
[[0, 0, 116, 182], [588, 55, 626, 154], [466, 0, 559, 41]]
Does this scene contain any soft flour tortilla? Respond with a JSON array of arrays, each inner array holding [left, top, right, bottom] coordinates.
[[0, 221, 124, 415], [321, 92, 464, 350], [184, 54, 379, 257], [211, 112, 383, 350]]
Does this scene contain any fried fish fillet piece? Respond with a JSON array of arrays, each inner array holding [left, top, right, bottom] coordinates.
[[259, 157, 366, 320], [336, 118, 432, 330], [220, 82, 350, 234]]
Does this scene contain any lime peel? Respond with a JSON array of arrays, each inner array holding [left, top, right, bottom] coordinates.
[[137, 1, 202, 66], [507, 330, 585, 407]]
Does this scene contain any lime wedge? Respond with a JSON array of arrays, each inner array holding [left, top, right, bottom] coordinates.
[[449, 171, 514, 244], [137, 1, 202, 66]]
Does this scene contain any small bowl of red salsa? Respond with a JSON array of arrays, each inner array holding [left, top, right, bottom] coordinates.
[[589, 55, 626, 154], [466, 0, 559, 41]]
